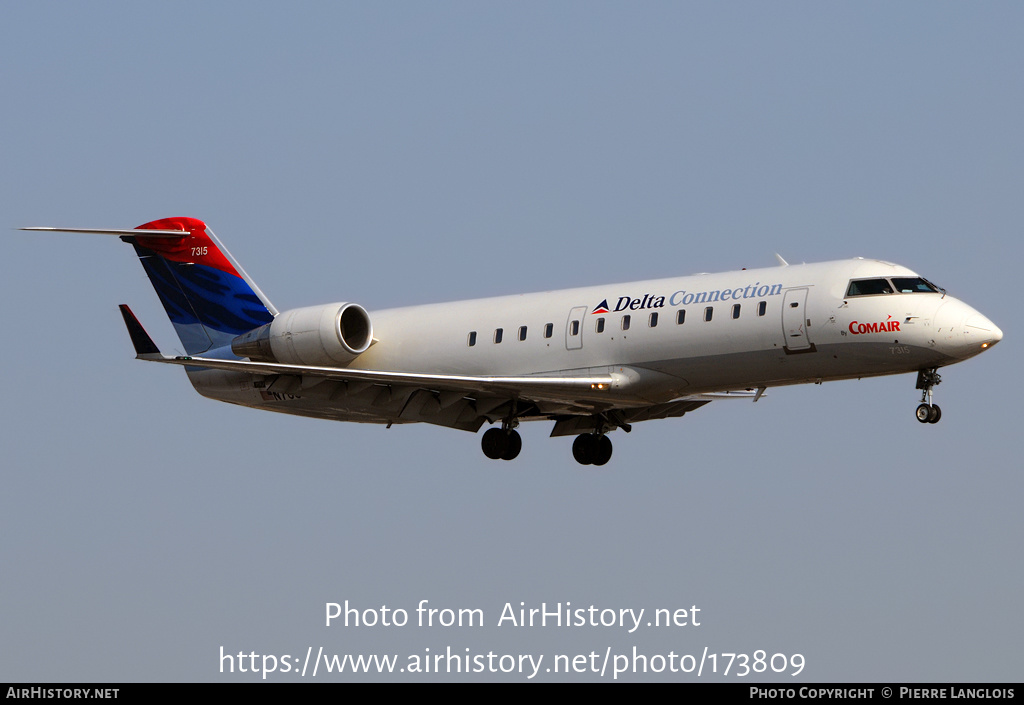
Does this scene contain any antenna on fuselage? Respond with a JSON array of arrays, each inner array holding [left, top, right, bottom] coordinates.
[[774, 253, 789, 267]]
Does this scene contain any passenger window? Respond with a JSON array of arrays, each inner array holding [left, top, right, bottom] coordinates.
[[621, 315, 631, 331], [649, 312, 658, 327], [676, 310, 685, 325], [757, 301, 767, 316], [732, 304, 741, 319], [596, 317, 605, 333], [468, 331, 477, 347], [704, 307, 713, 322], [544, 323, 553, 338], [518, 326, 527, 341], [494, 328, 503, 344]]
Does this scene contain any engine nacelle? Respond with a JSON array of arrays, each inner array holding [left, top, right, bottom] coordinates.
[[231, 303, 373, 366]]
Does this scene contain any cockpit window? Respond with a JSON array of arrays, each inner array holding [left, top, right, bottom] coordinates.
[[892, 277, 940, 294], [846, 278, 894, 297], [847, 276, 943, 298]]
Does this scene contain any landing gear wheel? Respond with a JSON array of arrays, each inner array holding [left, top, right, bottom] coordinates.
[[481, 428, 508, 459], [915, 368, 943, 425], [592, 435, 613, 466], [572, 434, 595, 465], [916, 404, 942, 424], [572, 434, 613, 466], [482, 427, 522, 460], [501, 430, 522, 460]]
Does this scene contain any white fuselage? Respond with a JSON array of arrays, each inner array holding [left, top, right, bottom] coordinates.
[[191, 257, 1001, 425]]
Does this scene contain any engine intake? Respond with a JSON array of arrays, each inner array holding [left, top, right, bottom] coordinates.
[[231, 303, 373, 366]]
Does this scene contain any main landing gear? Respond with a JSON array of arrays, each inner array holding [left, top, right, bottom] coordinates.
[[480, 410, 622, 465], [481, 427, 522, 460], [572, 433, 613, 466], [571, 412, 629, 466], [915, 368, 942, 424], [480, 428, 614, 465]]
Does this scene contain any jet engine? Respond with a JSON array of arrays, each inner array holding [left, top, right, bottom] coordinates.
[[231, 303, 373, 366]]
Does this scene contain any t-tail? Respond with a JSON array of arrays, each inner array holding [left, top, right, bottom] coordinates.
[[22, 217, 277, 354]]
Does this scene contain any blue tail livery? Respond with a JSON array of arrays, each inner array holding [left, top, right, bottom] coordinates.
[[26, 217, 277, 354]]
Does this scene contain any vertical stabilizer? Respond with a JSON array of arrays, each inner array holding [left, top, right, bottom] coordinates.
[[128, 217, 276, 354]]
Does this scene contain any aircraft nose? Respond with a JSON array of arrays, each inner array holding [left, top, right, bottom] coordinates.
[[932, 300, 1001, 360], [965, 313, 1003, 350]]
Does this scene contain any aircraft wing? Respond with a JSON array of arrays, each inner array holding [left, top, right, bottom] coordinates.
[[119, 305, 731, 433], [141, 353, 622, 397], [119, 305, 620, 399]]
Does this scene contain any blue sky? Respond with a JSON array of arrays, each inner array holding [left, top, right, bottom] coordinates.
[[1, 2, 1020, 681]]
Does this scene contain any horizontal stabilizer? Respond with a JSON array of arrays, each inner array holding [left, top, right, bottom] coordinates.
[[20, 226, 187, 239], [118, 305, 162, 356], [24, 218, 278, 356]]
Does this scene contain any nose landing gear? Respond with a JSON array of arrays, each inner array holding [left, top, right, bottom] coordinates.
[[915, 403, 941, 423], [915, 368, 942, 424]]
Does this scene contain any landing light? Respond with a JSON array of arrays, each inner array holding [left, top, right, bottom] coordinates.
[[981, 343, 989, 349]]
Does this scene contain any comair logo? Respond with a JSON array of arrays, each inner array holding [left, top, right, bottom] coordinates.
[[849, 316, 901, 335]]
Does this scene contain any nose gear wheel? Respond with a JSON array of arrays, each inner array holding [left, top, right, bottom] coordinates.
[[914, 368, 943, 424]]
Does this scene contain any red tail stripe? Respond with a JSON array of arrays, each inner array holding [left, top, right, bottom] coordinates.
[[135, 217, 241, 278]]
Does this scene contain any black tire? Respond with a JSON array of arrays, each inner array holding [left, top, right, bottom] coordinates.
[[927, 404, 942, 424], [481, 427, 508, 459], [502, 430, 522, 460], [592, 435, 613, 466], [916, 404, 932, 423], [572, 434, 595, 465]]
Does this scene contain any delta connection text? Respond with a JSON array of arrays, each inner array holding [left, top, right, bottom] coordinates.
[[594, 280, 784, 314], [325, 599, 701, 633]]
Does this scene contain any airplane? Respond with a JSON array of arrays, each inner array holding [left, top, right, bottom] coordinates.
[[22, 216, 1002, 466]]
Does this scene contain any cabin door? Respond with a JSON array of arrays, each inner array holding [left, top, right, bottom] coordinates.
[[781, 288, 812, 352]]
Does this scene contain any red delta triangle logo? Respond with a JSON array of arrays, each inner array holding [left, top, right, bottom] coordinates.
[[592, 300, 610, 314]]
